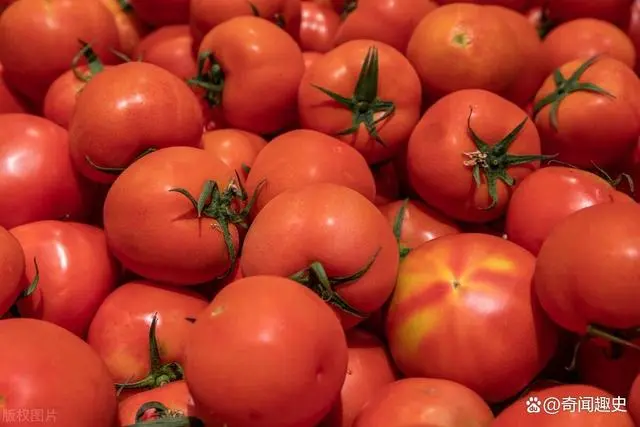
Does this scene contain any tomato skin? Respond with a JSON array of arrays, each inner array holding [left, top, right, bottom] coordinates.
[[387, 233, 559, 403], [0, 318, 117, 427], [100, 0, 148, 56], [134, 25, 197, 81], [546, 0, 634, 28], [240, 183, 399, 329], [128, 0, 189, 26], [298, 40, 422, 164], [407, 89, 542, 223], [505, 166, 635, 256], [300, 1, 340, 53], [303, 51, 323, 70], [436, 0, 531, 11], [352, 378, 494, 427], [0, 0, 120, 107], [244, 129, 376, 215], [576, 340, 640, 397], [629, 0, 640, 73], [198, 16, 304, 134], [630, 375, 640, 425], [68, 62, 203, 184], [0, 114, 93, 229], [103, 147, 238, 285], [118, 381, 197, 425], [200, 129, 267, 181], [0, 226, 24, 317], [184, 276, 348, 427], [88, 280, 208, 384], [371, 162, 400, 206], [0, 63, 29, 114], [534, 203, 640, 334]]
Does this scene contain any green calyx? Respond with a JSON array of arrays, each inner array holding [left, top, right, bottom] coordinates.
[[123, 401, 205, 427], [72, 40, 105, 83], [248, 2, 286, 28], [312, 46, 395, 146], [536, 6, 556, 39], [118, 0, 133, 13], [289, 249, 381, 318], [169, 175, 265, 280], [85, 147, 157, 175], [391, 199, 411, 259], [463, 109, 556, 210], [533, 56, 615, 131], [586, 324, 640, 352], [187, 51, 225, 107], [341, 0, 357, 19], [115, 313, 184, 392], [8, 258, 40, 318]]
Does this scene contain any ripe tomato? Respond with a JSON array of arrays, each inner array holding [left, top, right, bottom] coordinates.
[[303, 51, 323, 69], [0, 0, 120, 107], [546, 0, 634, 28], [200, 129, 267, 181], [128, 0, 189, 26], [630, 375, 640, 424], [103, 146, 245, 285], [118, 381, 199, 425], [240, 183, 399, 328], [321, 329, 397, 427], [184, 276, 348, 427], [436, 0, 532, 11], [506, 166, 635, 255], [0, 226, 24, 317], [88, 280, 208, 386], [387, 233, 559, 402], [407, 89, 544, 223], [100, 0, 148, 56], [333, 0, 437, 53], [534, 203, 640, 334], [300, 1, 340, 53], [9, 220, 119, 338], [244, 129, 376, 215], [576, 340, 640, 397], [629, 0, 640, 73], [194, 16, 304, 134], [352, 378, 494, 427], [371, 162, 400, 206], [0, 114, 93, 229], [133, 25, 197, 81], [0, 318, 117, 427], [406, 4, 521, 101], [298, 40, 421, 164], [0, 63, 28, 114]]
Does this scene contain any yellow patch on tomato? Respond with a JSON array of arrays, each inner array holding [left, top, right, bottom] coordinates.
[[393, 308, 441, 357], [477, 256, 515, 273]]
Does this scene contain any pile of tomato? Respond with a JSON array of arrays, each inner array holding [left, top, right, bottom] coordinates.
[[0, 0, 640, 425]]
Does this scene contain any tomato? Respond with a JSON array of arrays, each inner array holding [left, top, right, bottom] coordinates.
[[298, 40, 421, 164], [88, 280, 208, 387], [506, 166, 635, 256], [352, 378, 494, 427], [534, 203, 640, 335], [321, 329, 397, 427], [9, 220, 119, 338], [387, 233, 559, 402], [0, 114, 93, 229], [193, 16, 304, 135], [100, 0, 148, 56], [436, 0, 532, 11], [546, 0, 634, 28], [630, 375, 640, 425], [576, 340, 640, 397], [333, 0, 437, 53], [200, 129, 267, 181], [300, 1, 340, 53], [240, 183, 399, 329], [0, 318, 117, 427], [303, 51, 323, 70], [128, 0, 189, 26], [118, 381, 198, 426], [190, 0, 301, 48], [371, 162, 400, 206], [0, 226, 24, 317], [0, 63, 29, 114], [184, 275, 348, 427], [0, 0, 120, 107], [133, 25, 197, 80], [406, 4, 521, 102], [493, 384, 635, 427], [244, 129, 376, 215], [407, 89, 544, 223], [629, 0, 640, 73], [541, 19, 636, 77], [68, 62, 203, 184]]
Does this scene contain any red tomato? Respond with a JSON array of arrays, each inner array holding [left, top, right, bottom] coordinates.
[[629, 0, 640, 73], [0, 114, 93, 229], [352, 378, 494, 427], [436, 0, 532, 11], [534, 203, 640, 334], [195, 16, 304, 134], [546, 0, 634, 28], [0, 62, 29, 114], [133, 25, 197, 80], [0, 226, 24, 317], [387, 233, 559, 402], [407, 89, 544, 223], [240, 183, 399, 329], [300, 1, 340, 53], [100, 0, 148, 56], [371, 162, 400, 206], [184, 276, 348, 427], [630, 375, 640, 425], [576, 340, 640, 397], [0, 318, 117, 426], [9, 220, 119, 338], [321, 329, 397, 427], [0, 0, 120, 107], [303, 51, 323, 70], [505, 166, 635, 255], [244, 129, 376, 215], [118, 381, 198, 425], [128, 0, 189, 26], [200, 128, 267, 181], [87, 280, 208, 386]]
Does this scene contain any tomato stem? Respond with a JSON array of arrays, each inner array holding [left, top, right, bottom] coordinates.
[[536, 6, 556, 39], [341, 0, 357, 19], [590, 161, 636, 194], [391, 199, 411, 258], [72, 40, 105, 83], [123, 401, 205, 426], [117, 0, 133, 13], [188, 51, 225, 107], [586, 324, 640, 352], [85, 147, 157, 175]]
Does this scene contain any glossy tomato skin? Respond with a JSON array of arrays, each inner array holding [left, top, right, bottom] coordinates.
[[630, 375, 640, 425], [534, 203, 640, 334], [69, 62, 203, 184], [546, 0, 634, 28], [505, 166, 635, 256], [0, 0, 120, 107], [240, 183, 399, 329], [184, 276, 348, 427], [87, 280, 208, 384], [100, 0, 148, 56], [321, 329, 397, 427], [128, 0, 189, 26], [0, 226, 24, 317], [299, 40, 422, 164], [576, 340, 640, 397], [303, 51, 323, 70], [0, 114, 93, 229], [103, 147, 238, 285], [10, 220, 120, 338], [200, 129, 267, 181], [387, 233, 559, 402], [133, 25, 197, 81], [333, 0, 437, 53], [407, 89, 542, 223], [244, 129, 376, 215], [352, 378, 494, 427], [118, 381, 197, 425], [436, 0, 532, 10], [300, 1, 340, 53], [0, 318, 117, 427], [0, 63, 29, 114]]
